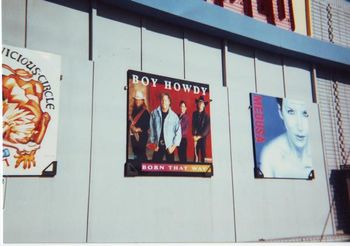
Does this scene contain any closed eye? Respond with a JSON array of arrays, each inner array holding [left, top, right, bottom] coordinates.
[[287, 109, 295, 115]]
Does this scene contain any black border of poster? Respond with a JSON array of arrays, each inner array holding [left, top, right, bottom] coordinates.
[[124, 70, 213, 178], [249, 93, 314, 181], [3, 161, 57, 178]]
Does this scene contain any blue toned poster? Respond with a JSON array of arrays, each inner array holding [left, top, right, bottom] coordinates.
[[250, 93, 314, 180]]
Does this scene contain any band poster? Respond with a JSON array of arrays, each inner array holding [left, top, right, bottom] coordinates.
[[250, 93, 314, 180], [125, 70, 213, 177], [3, 45, 61, 177]]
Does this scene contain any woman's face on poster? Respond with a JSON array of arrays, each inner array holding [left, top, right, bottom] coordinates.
[[280, 99, 309, 149]]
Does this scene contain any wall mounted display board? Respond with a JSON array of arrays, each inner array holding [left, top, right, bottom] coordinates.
[[2, 45, 61, 177], [125, 70, 213, 177], [250, 93, 314, 180]]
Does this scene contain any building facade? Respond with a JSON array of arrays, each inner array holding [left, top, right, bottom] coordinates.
[[2, 0, 350, 243]]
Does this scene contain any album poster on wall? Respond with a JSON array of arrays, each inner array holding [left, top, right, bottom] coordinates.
[[125, 70, 213, 177], [3, 45, 61, 177], [250, 93, 314, 180]]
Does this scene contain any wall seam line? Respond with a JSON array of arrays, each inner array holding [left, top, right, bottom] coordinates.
[[141, 17, 143, 71], [183, 29, 186, 79], [221, 39, 228, 87], [226, 86, 238, 242], [85, 60, 95, 243], [24, 0, 28, 48], [2, 178, 7, 210], [88, 0, 95, 61], [253, 49, 258, 93], [281, 56, 287, 98]]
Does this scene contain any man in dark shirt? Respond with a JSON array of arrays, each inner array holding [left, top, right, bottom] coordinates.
[[192, 96, 210, 162]]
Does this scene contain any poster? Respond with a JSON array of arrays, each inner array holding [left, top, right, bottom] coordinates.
[[125, 70, 213, 177], [250, 93, 314, 180], [2, 45, 61, 177]]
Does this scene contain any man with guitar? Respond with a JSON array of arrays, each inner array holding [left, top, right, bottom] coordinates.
[[129, 91, 150, 161]]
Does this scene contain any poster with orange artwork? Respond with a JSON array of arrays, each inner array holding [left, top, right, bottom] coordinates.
[[2, 45, 61, 176]]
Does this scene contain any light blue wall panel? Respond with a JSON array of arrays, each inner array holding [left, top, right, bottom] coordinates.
[[89, 8, 234, 241], [92, 2, 140, 61], [142, 18, 184, 78], [4, 59, 93, 243], [87, 3, 142, 242], [291, 104, 333, 237], [251, 49, 300, 241], [184, 31, 235, 242], [26, 0, 90, 60], [252, 51, 314, 240], [255, 50, 285, 97], [2, 0, 26, 47], [184, 31, 222, 84], [3, 0, 93, 243], [208, 86, 235, 242], [283, 58, 313, 102], [226, 43, 261, 242], [0, 0, 26, 219], [283, 58, 333, 236]]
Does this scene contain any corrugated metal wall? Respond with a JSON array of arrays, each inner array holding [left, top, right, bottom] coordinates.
[[311, 0, 350, 235], [2, 0, 342, 243], [316, 68, 350, 234], [311, 0, 350, 47]]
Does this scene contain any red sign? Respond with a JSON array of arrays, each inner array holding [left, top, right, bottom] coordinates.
[[208, 0, 295, 31]]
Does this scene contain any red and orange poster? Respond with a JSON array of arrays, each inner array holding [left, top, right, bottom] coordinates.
[[2, 45, 60, 177], [125, 70, 213, 177]]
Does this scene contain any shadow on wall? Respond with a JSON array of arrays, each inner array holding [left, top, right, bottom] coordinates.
[[96, 1, 221, 50], [330, 168, 350, 234], [44, 0, 231, 51], [95, 1, 141, 28], [45, 0, 90, 12]]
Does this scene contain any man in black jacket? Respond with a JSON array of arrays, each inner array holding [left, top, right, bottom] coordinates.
[[192, 96, 210, 162]]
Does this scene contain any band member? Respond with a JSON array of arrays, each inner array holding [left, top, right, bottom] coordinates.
[[149, 93, 181, 162], [129, 91, 150, 161], [192, 96, 210, 162], [178, 101, 189, 162]]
